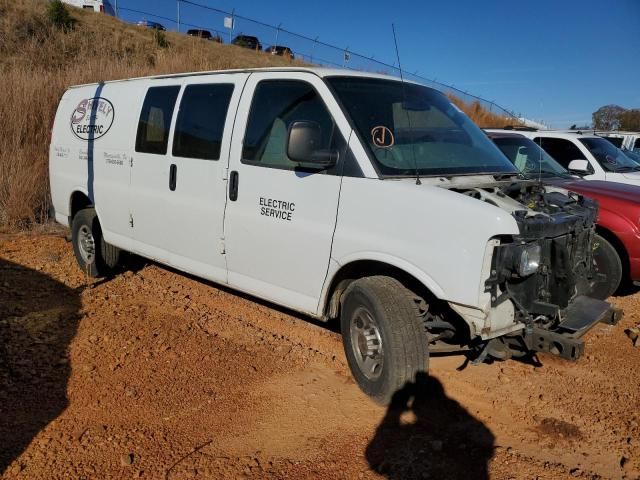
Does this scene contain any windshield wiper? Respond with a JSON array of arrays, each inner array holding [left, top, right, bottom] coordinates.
[[522, 170, 563, 178]]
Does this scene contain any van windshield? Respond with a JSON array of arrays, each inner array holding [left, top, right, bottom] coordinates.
[[327, 77, 517, 177]]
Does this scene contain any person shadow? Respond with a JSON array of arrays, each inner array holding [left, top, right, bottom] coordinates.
[[0, 258, 81, 475], [365, 371, 495, 479]]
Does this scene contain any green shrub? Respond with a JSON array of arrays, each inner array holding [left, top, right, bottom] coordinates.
[[153, 29, 169, 48], [46, 0, 75, 32]]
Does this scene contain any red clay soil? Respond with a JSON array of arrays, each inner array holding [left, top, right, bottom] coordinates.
[[1, 231, 639, 479]]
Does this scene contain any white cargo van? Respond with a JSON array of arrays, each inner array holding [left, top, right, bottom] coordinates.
[[50, 68, 619, 403]]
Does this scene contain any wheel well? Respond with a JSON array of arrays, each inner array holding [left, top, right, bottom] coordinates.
[[324, 260, 471, 344], [595, 226, 629, 280], [69, 191, 93, 224], [324, 260, 438, 319]]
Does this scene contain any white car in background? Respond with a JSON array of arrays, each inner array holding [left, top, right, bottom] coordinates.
[[60, 0, 115, 15], [596, 131, 640, 152], [513, 130, 640, 186]]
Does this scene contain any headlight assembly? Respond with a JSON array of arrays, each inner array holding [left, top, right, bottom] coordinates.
[[517, 243, 541, 277]]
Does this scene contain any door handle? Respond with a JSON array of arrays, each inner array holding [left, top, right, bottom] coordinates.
[[169, 164, 177, 191], [229, 170, 239, 201]]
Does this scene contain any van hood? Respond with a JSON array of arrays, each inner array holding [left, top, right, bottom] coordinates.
[[396, 175, 597, 237]]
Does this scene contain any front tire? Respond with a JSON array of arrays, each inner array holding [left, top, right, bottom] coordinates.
[[340, 276, 429, 405], [71, 208, 120, 277], [590, 234, 622, 299]]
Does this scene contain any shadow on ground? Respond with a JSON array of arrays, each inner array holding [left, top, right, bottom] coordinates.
[[366, 372, 495, 479], [0, 259, 81, 475]]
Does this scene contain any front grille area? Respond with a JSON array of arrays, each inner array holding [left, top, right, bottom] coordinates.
[[486, 195, 598, 324]]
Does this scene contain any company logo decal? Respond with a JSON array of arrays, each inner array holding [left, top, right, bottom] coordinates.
[[371, 125, 394, 148], [70, 97, 114, 140]]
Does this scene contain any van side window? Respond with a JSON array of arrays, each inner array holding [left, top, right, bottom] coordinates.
[[135, 86, 181, 155], [534, 137, 586, 168], [242, 80, 336, 169], [173, 84, 234, 160]]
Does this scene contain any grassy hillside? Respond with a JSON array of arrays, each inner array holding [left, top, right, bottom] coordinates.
[[0, 0, 514, 228]]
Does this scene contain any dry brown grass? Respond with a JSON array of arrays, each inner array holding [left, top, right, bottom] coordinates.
[[0, 0, 515, 228], [448, 95, 516, 130], [0, 0, 300, 227]]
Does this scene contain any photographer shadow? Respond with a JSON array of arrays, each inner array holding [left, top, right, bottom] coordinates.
[[0, 259, 81, 475], [366, 372, 495, 479]]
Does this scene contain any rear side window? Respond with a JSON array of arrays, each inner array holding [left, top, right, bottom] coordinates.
[[242, 80, 336, 169], [534, 137, 586, 168], [173, 84, 234, 160], [136, 86, 180, 155]]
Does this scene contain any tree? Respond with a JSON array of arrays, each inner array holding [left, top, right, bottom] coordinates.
[[592, 105, 626, 131], [46, 0, 75, 32], [619, 109, 640, 131]]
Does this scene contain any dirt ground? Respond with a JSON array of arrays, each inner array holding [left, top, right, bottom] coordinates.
[[1, 231, 639, 480]]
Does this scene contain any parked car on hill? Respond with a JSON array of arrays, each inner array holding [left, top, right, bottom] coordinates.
[[187, 29, 212, 39], [231, 35, 262, 50], [136, 20, 166, 31], [186, 29, 223, 42], [487, 130, 640, 296], [50, 67, 619, 403], [265, 45, 294, 59], [514, 129, 640, 186]]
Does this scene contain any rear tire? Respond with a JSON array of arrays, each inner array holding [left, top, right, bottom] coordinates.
[[71, 208, 120, 277], [340, 276, 429, 405], [590, 234, 622, 300]]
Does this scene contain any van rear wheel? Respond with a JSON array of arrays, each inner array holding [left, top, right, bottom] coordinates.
[[340, 276, 429, 405], [71, 208, 120, 277]]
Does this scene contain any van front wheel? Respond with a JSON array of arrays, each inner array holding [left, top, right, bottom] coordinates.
[[340, 276, 429, 405], [71, 208, 120, 277]]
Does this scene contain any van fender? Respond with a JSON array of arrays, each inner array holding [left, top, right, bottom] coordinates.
[[319, 251, 447, 315]]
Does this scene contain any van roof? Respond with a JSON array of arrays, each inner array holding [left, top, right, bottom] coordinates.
[[67, 67, 410, 89]]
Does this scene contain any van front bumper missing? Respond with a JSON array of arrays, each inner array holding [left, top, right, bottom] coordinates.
[[523, 295, 622, 360]]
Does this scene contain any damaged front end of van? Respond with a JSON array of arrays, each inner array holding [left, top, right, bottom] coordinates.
[[465, 181, 621, 361]]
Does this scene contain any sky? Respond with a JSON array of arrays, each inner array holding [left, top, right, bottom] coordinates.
[[114, 0, 640, 128]]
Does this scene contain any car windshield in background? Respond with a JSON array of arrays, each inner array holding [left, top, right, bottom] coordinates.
[[492, 136, 572, 179], [603, 137, 624, 148], [579, 137, 640, 172], [327, 77, 517, 177]]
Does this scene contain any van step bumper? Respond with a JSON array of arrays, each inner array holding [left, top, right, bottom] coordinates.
[[523, 295, 622, 361]]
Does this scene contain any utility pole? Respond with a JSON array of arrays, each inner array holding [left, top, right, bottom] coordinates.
[[177, 0, 181, 33], [114, 0, 118, 18], [310, 36, 318, 64], [274, 23, 282, 50]]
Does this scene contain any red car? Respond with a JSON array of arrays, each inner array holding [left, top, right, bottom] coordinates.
[[489, 131, 640, 297]]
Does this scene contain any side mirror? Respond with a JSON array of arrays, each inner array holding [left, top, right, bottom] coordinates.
[[286, 121, 338, 168], [567, 159, 590, 174]]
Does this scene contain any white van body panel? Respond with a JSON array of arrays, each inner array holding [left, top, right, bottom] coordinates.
[[331, 177, 520, 307], [50, 67, 528, 334], [224, 71, 356, 313]]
